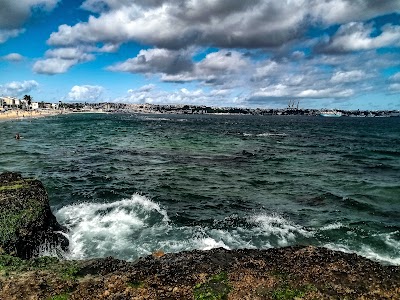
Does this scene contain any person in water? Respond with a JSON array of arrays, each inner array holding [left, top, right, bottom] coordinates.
[[15, 133, 20, 140]]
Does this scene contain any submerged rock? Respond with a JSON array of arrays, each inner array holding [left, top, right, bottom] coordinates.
[[0, 172, 68, 259]]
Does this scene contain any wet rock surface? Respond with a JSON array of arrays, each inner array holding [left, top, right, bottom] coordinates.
[[0, 246, 399, 299], [0, 172, 68, 259]]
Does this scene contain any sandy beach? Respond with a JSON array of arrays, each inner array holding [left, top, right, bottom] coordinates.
[[0, 110, 61, 121]]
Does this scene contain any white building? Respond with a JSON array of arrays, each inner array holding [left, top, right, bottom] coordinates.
[[31, 102, 39, 110]]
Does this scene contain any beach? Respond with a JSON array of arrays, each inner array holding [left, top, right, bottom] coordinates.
[[0, 109, 61, 121]]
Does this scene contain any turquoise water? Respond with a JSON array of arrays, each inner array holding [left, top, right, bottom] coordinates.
[[1, 113, 399, 264]]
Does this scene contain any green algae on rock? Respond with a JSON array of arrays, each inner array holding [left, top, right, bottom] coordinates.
[[0, 246, 399, 299], [0, 172, 68, 259]]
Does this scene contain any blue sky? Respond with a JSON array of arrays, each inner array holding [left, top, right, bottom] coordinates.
[[1, 0, 400, 109]]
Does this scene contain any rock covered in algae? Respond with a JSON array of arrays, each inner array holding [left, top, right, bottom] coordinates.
[[0, 172, 68, 259], [0, 246, 399, 299]]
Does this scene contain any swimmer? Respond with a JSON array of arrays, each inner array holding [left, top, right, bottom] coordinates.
[[15, 133, 20, 140]]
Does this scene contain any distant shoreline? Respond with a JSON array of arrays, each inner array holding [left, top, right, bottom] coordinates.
[[0, 109, 64, 122]]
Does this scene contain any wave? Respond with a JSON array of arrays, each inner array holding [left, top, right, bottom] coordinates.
[[54, 194, 400, 265], [139, 116, 188, 122], [243, 132, 287, 137]]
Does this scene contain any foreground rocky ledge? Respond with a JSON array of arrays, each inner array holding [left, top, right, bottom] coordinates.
[[0, 246, 399, 299]]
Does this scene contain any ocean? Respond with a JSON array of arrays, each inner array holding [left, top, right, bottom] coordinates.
[[1, 113, 399, 265]]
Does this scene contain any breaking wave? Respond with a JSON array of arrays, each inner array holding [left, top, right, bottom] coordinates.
[[54, 194, 400, 265]]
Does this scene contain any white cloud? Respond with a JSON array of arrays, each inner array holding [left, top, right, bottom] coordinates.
[[33, 47, 95, 74], [331, 70, 367, 83], [0, 29, 24, 44], [67, 85, 104, 102], [197, 51, 248, 72], [33, 58, 80, 75], [320, 22, 400, 53], [1, 53, 24, 61], [389, 83, 400, 92], [46, 1, 308, 49], [311, 0, 400, 25], [298, 88, 354, 98], [47, 1, 400, 50], [107, 48, 193, 75], [108, 49, 249, 86], [253, 84, 291, 98], [114, 85, 234, 106], [390, 72, 400, 82], [0, 80, 39, 96]]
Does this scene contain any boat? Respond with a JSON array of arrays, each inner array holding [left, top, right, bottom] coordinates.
[[320, 110, 342, 117]]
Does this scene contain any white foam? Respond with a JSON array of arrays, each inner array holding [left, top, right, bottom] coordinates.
[[55, 194, 169, 259], [196, 237, 230, 251], [324, 243, 400, 266], [320, 222, 343, 231], [54, 197, 399, 265], [249, 213, 313, 246], [243, 132, 287, 137], [256, 133, 287, 137], [381, 231, 400, 249]]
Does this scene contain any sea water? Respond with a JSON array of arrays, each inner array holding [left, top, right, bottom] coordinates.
[[0, 113, 399, 264]]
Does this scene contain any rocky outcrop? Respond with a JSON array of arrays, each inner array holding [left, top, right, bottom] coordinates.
[[0, 172, 68, 259], [0, 246, 399, 299]]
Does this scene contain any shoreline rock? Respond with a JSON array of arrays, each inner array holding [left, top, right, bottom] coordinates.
[[0, 246, 399, 299], [0, 172, 68, 259]]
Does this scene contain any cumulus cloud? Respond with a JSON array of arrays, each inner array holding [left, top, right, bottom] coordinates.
[[1, 53, 24, 61], [310, 0, 400, 25], [47, 0, 400, 50], [107, 48, 193, 75], [33, 47, 95, 74], [0, 29, 25, 44], [389, 72, 400, 82], [109, 49, 250, 86], [297, 88, 354, 98], [114, 85, 234, 106], [0, 0, 59, 43], [317, 22, 400, 53], [48, 0, 306, 48], [389, 83, 400, 92], [0, 0, 59, 28], [67, 85, 104, 102], [388, 72, 400, 92], [331, 70, 367, 83], [0, 80, 39, 96]]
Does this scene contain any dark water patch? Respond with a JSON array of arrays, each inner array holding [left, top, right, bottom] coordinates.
[[339, 196, 377, 212], [371, 149, 400, 157]]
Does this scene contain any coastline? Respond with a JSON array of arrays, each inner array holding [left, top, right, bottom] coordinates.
[[0, 109, 63, 122]]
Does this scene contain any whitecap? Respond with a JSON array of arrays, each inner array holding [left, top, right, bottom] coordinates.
[[319, 222, 343, 231]]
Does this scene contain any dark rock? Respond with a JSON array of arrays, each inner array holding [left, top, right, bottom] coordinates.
[[0, 172, 68, 259]]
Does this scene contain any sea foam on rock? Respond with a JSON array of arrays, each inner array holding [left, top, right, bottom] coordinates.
[[0, 172, 68, 259]]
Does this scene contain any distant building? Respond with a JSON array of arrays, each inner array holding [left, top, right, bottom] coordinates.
[[1, 96, 20, 108], [31, 102, 39, 110]]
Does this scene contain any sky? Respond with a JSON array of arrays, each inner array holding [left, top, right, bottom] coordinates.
[[0, 0, 400, 110]]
